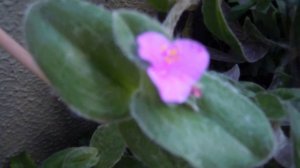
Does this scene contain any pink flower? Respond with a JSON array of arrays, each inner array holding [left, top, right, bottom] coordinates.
[[137, 32, 209, 104]]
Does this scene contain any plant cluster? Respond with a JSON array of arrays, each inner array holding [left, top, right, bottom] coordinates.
[[9, 0, 300, 167]]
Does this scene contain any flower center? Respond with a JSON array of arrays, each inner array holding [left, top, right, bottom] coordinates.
[[161, 45, 180, 64]]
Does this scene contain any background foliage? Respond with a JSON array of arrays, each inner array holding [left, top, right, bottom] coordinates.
[[10, 0, 300, 167]]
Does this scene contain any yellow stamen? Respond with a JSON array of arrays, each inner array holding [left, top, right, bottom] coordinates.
[[169, 49, 177, 56], [164, 48, 179, 64]]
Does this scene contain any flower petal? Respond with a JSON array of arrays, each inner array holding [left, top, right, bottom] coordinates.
[[137, 32, 210, 104], [137, 32, 170, 65], [147, 67, 194, 103], [172, 39, 210, 80]]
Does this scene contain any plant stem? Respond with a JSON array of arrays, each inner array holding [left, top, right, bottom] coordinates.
[[0, 27, 48, 83], [163, 0, 200, 35]]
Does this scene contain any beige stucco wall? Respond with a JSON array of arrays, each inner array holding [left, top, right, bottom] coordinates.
[[0, 0, 98, 166]]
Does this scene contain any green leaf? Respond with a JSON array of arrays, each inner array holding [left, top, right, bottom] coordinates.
[[10, 152, 36, 168], [119, 120, 190, 168], [90, 124, 125, 168], [276, 0, 291, 39], [243, 17, 289, 49], [256, 0, 272, 13], [239, 82, 265, 94], [291, 99, 300, 112], [213, 72, 265, 98], [254, 92, 286, 120], [229, 0, 256, 20], [269, 67, 293, 89], [41, 147, 99, 168], [207, 48, 238, 62], [252, 5, 281, 40], [113, 156, 146, 168], [275, 0, 287, 14], [287, 103, 300, 167], [25, 0, 139, 122], [131, 72, 275, 168], [146, 0, 174, 12], [290, 3, 300, 86], [271, 88, 300, 100], [219, 73, 283, 122], [202, 0, 269, 63], [112, 9, 169, 63]]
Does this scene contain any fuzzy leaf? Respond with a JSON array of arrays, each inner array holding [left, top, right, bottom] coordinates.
[[252, 5, 280, 40], [256, 0, 272, 12], [41, 147, 99, 168], [271, 88, 300, 100], [131, 72, 275, 168], [25, 0, 139, 122], [229, 0, 255, 20], [90, 124, 125, 168], [202, 0, 269, 63], [113, 156, 146, 168], [10, 152, 36, 168], [254, 92, 286, 120], [146, 0, 174, 11], [239, 82, 265, 94], [287, 103, 300, 167], [243, 17, 289, 49], [213, 73, 264, 98], [112, 9, 169, 63], [119, 120, 190, 168]]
